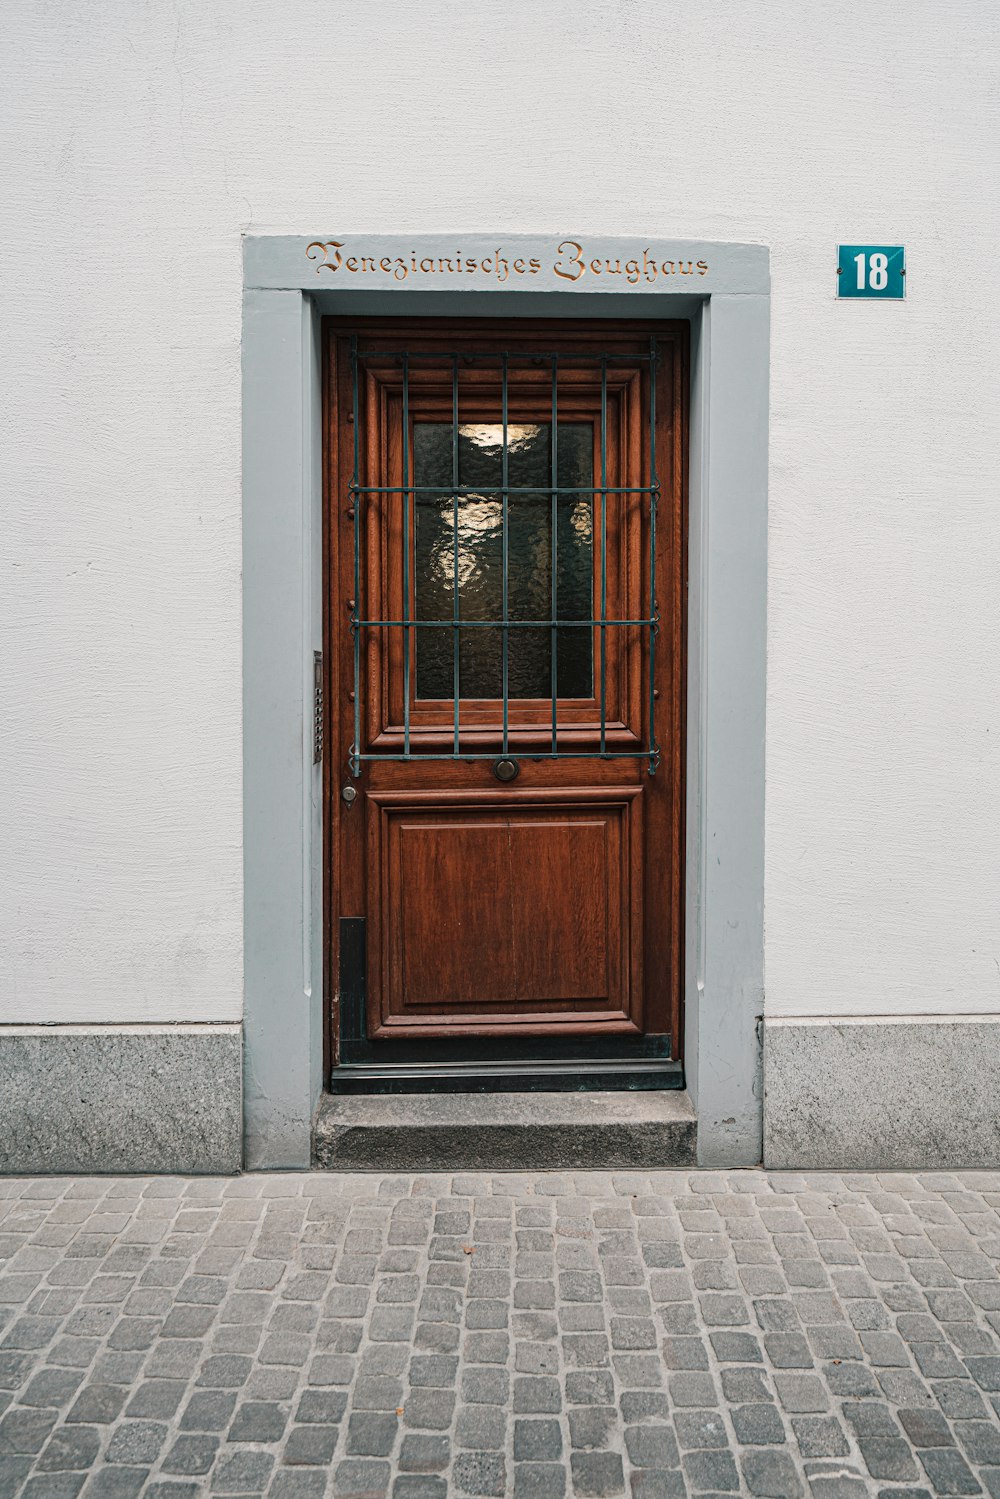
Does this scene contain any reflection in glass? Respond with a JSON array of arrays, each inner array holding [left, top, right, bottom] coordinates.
[[414, 423, 594, 700]]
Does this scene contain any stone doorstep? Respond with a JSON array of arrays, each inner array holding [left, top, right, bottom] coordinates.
[[312, 1089, 697, 1170]]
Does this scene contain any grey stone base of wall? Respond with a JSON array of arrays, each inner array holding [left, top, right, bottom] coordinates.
[[313, 1090, 697, 1171], [763, 1016, 1000, 1170], [0, 1025, 243, 1174]]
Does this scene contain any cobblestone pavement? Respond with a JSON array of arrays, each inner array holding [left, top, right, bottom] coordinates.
[[2, 1172, 1000, 1498]]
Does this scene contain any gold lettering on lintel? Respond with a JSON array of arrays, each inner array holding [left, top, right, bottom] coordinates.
[[304, 239, 708, 284]]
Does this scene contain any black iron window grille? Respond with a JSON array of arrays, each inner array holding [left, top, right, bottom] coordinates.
[[347, 337, 661, 776]]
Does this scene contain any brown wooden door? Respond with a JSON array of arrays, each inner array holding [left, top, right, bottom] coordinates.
[[325, 318, 686, 1066]]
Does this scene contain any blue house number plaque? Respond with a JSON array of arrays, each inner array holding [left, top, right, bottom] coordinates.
[[838, 245, 905, 299]]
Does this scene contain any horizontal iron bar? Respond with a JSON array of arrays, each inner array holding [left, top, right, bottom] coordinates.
[[356, 618, 655, 629], [352, 749, 655, 763], [354, 350, 659, 364], [350, 484, 659, 495]]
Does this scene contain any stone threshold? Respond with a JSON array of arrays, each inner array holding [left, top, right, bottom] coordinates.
[[312, 1089, 697, 1170]]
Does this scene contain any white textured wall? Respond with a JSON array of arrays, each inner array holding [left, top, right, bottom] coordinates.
[[2, 1, 998, 1023]]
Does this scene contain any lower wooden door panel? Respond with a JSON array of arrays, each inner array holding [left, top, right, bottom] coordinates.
[[367, 788, 643, 1038]]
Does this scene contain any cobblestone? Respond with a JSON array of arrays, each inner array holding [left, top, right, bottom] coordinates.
[[1, 1171, 1000, 1493]]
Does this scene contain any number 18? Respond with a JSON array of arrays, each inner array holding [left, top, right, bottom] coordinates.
[[855, 251, 889, 290]]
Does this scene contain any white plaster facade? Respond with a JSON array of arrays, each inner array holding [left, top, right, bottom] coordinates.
[[3, 1, 999, 1166]]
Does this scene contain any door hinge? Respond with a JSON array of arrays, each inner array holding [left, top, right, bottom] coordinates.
[[313, 651, 324, 764]]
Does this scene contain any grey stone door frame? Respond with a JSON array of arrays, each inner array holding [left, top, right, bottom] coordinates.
[[242, 234, 768, 1169]]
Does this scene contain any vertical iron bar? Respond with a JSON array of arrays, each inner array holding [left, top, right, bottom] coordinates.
[[648, 337, 658, 774], [600, 356, 608, 757], [550, 356, 558, 756], [351, 337, 361, 778], [452, 355, 460, 757], [501, 352, 509, 756], [402, 353, 411, 757]]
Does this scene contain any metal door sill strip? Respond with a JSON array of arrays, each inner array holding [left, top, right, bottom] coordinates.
[[329, 1058, 683, 1095]]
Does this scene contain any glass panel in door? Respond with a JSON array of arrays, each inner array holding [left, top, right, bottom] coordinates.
[[412, 422, 594, 701]]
